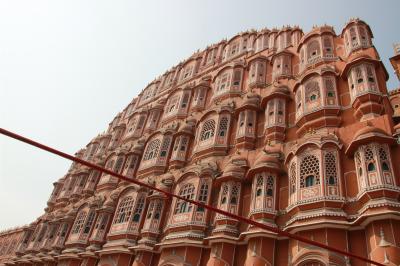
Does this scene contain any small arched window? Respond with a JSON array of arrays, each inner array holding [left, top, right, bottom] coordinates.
[[197, 182, 209, 212], [174, 184, 195, 214], [300, 154, 320, 188], [220, 184, 228, 205], [266, 175, 274, 196], [132, 195, 145, 222], [71, 211, 87, 234], [83, 210, 96, 234], [218, 117, 229, 137], [367, 162, 376, 172], [256, 175, 263, 197], [324, 152, 338, 186], [200, 120, 215, 141], [230, 184, 239, 204], [382, 162, 390, 171], [113, 156, 125, 174], [307, 40, 321, 59]]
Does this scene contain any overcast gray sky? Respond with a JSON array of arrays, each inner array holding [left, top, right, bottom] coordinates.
[[0, 0, 399, 230]]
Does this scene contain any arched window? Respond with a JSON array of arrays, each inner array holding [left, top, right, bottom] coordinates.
[[215, 72, 231, 92], [113, 156, 125, 174], [132, 195, 145, 222], [200, 120, 215, 141], [71, 211, 87, 234], [174, 184, 195, 214], [154, 201, 162, 220], [323, 37, 333, 54], [307, 40, 321, 59], [230, 184, 239, 204], [220, 184, 228, 204], [197, 182, 209, 212], [218, 117, 229, 137], [113, 196, 135, 224], [143, 139, 161, 160], [266, 175, 274, 196], [82, 210, 96, 234], [382, 162, 389, 171], [300, 155, 320, 188], [256, 175, 263, 197], [125, 155, 137, 172], [305, 81, 321, 103], [159, 136, 172, 158], [324, 152, 338, 185]]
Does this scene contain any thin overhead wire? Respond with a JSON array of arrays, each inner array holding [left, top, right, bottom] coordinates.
[[0, 127, 385, 266]]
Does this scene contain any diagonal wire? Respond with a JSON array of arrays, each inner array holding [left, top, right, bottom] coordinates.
[[0, 127, 385, 266]]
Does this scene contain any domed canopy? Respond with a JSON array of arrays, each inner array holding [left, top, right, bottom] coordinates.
[[247, 145, 283, 178], [345, 125, 396, 155], [235, 91, 260, 114], [216, 154, 248, 184]]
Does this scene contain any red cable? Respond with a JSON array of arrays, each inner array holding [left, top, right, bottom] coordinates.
[[0, 128, 385, 266]]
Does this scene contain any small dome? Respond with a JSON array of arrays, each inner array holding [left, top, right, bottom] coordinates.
[[132, 139, 145, 153], [253, 151, 279, 167], [353, 125, 388, 140], [178, 120, 195, 135]]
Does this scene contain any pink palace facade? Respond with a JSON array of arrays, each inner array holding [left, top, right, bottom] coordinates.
[[1, 18, 400, 266]]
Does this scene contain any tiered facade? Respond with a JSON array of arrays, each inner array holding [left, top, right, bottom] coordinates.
[[1, 18, 400, 266]]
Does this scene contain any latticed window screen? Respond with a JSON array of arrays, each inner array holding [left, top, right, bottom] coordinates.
[[132, 196, 145, 222], [114, 156, 124, 173], [378, 146, 391, 171], [146, 202, 154, 219], [305, 81, 320, 102], [72, 211, 87, 234], [174, 184, 195, 214], [324, 152, 338, 185], [114, 196, 135, 224], [159, 136, 171, 157], [180, 136, 188, 151], [325, 78, 335, 96], [307, 40, 321, 58], [126, 155, 137, 171], [256, 175, 263, 196], [230, 184, 239, 204], [137, 115, 145, 129], [181, 92, 190, 108], [143, 139, 161, 160], [378, 147, 388, 161], [366, 65, 376, 84], [200, 120, 215, 141], [232, 70, 242, 86], [83, 210, 96, 234], [218, 117, 229, 137], [365, 146, 374, 161], [198, 182, 209, 203], [355, 66, 363, 83], [221, 184, 228, 204], [197, 182, 209, 212], [300, 155, 320, 188], [154, 201, 162, 219], [216, 72, 229, 91], [266, 175, 274, 196], [323, 37, 333, 52], [290, 163, 296, 194]]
